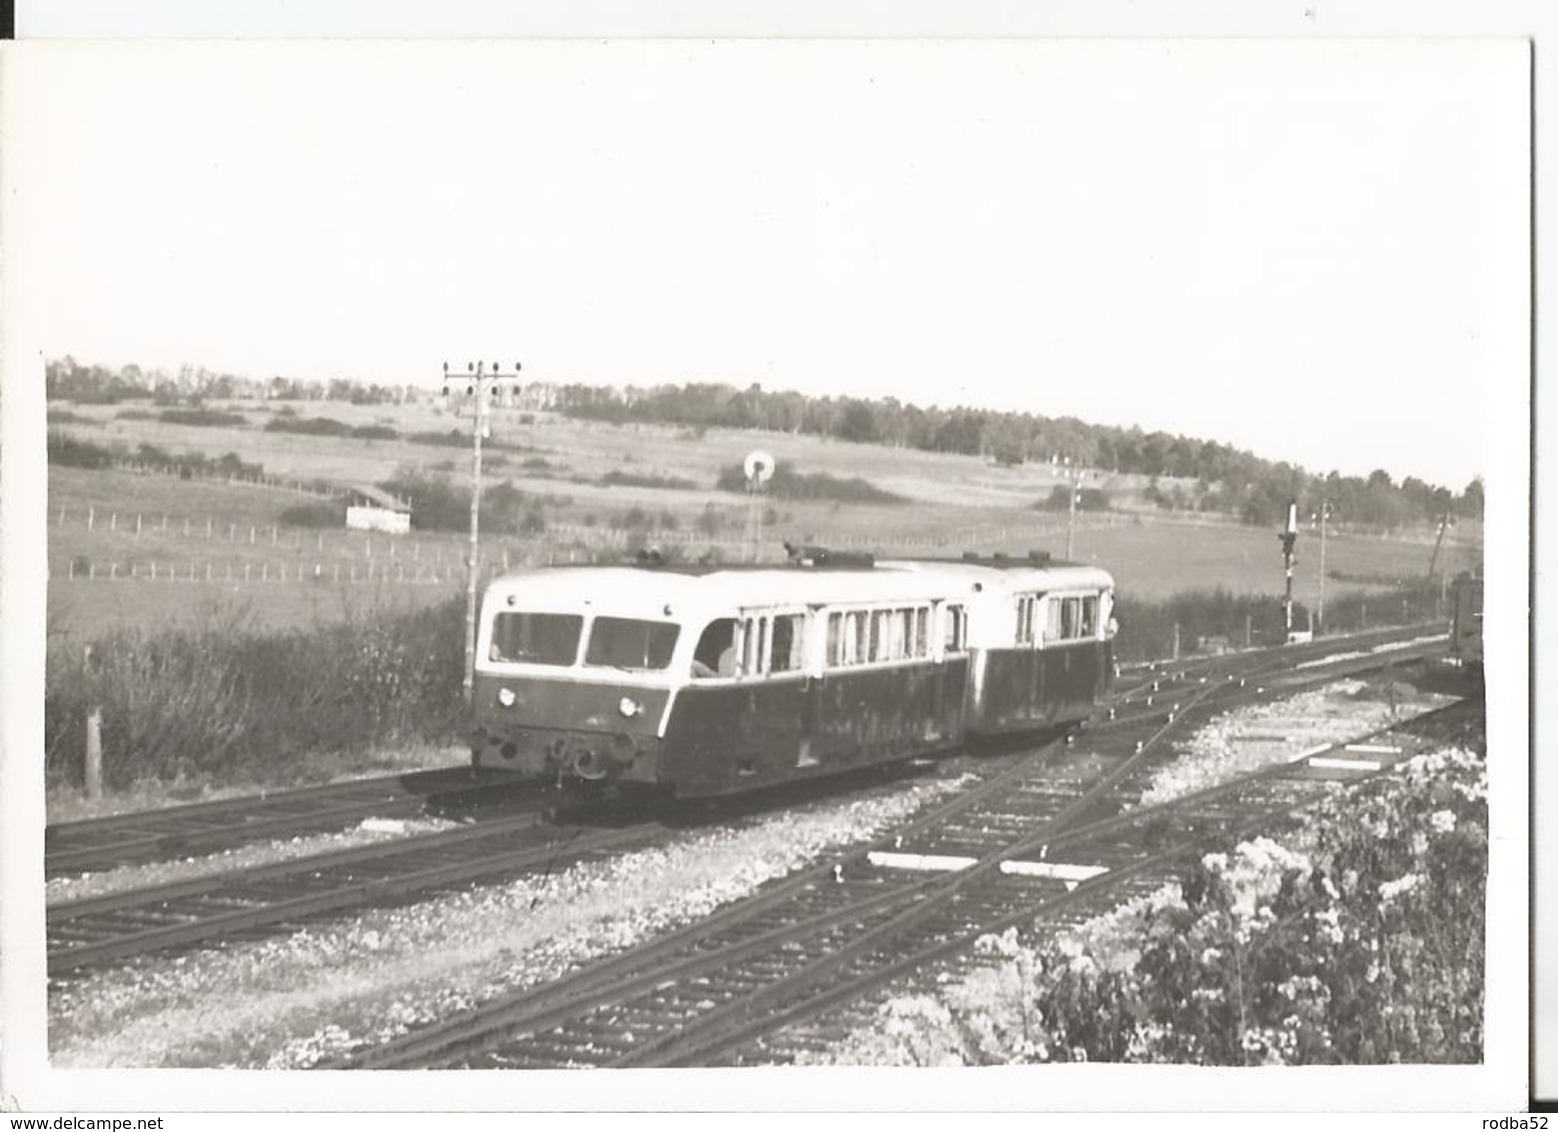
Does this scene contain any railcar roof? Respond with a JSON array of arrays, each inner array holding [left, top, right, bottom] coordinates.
[[484, 558, 1113, 613]]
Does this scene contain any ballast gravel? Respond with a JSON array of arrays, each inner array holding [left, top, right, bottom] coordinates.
[[1136, 678, 1454, 807], [48, 772, 972, 1069]]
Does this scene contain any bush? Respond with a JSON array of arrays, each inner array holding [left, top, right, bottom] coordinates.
[[43, 598, 467, 790], [279, 501, 347, 527], [158, 408, 248, 428], [47, 431, 117, 469], [406, 429, 468, 448], [715, 461, 906, 505], [264, 416, 352, 437], [350, 424, 399, 441], [600, 469, 698, 491], [1035, 485, 1111, 512]]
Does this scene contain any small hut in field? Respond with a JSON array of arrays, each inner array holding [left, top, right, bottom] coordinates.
[[344, 484, 412, 535]]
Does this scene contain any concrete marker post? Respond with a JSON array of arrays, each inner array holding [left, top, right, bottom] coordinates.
[[85, 708, 103, 801]]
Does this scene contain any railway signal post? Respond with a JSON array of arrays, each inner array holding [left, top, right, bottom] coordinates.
[[1279, 499, 1299, 639], [443, 360, 524, 702], [743, 449, 774, 563]]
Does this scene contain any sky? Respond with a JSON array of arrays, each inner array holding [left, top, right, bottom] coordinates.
[[6, 38, 1528, 490]]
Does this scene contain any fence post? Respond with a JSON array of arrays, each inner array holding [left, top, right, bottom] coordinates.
[[1245, 614, 1252, 649], [245, 563, 251, 581], [262, 562, 268, 581], [88, 507, 95, 531], [85, 707, 103, 801], [249, 526, 255, 545], [229, 523, 235, 543], [272, 526, 278, 546], [89, 563, 96, 580], [1361, 601, 1368, 630], [110, 512, 117, 532], [68, 559, 75, 580], [1172, 622, 1180, 660]]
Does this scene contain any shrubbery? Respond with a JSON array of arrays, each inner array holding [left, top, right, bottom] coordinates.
[[279, 501, 347, 527], [350, 424, 399, 441], [377, 469, 544, 536], [600, 469, 698, 491], [1112, 579, 1443, 662], [264, 416, 353, 437], [158, 407, 249, 428], [1035, 485, 1111, 512], [715, 461, 905, 505], [44, 598, 467, 789], [823, 744, 1485, 1066], [47, 431, 117, 469]]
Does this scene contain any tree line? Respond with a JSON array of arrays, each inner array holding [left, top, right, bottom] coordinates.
[[551, 381, 1483, 530], [46, 358, 1483, 531]]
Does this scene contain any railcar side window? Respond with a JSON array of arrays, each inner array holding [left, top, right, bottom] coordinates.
[[489, 612, 584, 666], [943, 604, 967, 654], [770, 614, 805, 672], [585, 617, 681, 671], [692, 618, 738, 678], [1044, 598, 1062, 642], [1016, 594, 1039, 645], [1060, 597, 1078, 639], [1081, 595, 1098, 637]]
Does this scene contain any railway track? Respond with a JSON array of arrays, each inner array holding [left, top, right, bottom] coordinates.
[[45, 804, 660, 975], [333, 634, 1458, 1069], [45, 623, 1447, 984], [45, 767, 547, 879]]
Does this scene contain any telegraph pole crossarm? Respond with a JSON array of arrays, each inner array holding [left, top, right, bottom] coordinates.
[[444, 360, 524, 703]]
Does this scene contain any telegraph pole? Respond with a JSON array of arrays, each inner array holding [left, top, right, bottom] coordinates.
[[444, 360, 523, 702], [1064, 458, 1083, 560], [1312, 500, 1332, 636]]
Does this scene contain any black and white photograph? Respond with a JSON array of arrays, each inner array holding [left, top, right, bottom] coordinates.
[[0, 21, 1534, 1118]]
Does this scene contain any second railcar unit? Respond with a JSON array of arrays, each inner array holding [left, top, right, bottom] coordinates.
[[1450, 572, 1484, 668], [469, 553, 1115, 797]]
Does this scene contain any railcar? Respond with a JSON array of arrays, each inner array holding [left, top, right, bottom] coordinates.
[[469, 549, 1115, 797], [1450, 571, 1483, 669]]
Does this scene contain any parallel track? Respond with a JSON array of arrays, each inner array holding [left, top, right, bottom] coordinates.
[[46, 768, 547, 879]]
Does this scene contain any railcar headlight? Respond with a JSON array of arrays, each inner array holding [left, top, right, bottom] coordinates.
[[619, 696, 642, 718], [497, 687, 517, 708]]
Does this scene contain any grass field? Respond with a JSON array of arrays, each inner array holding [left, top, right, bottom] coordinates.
[[44, 401, 1481, 642]]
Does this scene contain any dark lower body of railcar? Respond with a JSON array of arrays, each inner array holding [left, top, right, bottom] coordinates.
[[469, 673, 673, 786], [469, 659, 971, 797], [660, 658, 970, 796], [967, 641, 1112, 735]]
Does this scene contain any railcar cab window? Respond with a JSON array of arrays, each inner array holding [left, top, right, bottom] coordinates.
[[584, 616, 680, 672], [489, 612, 583, 666]]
